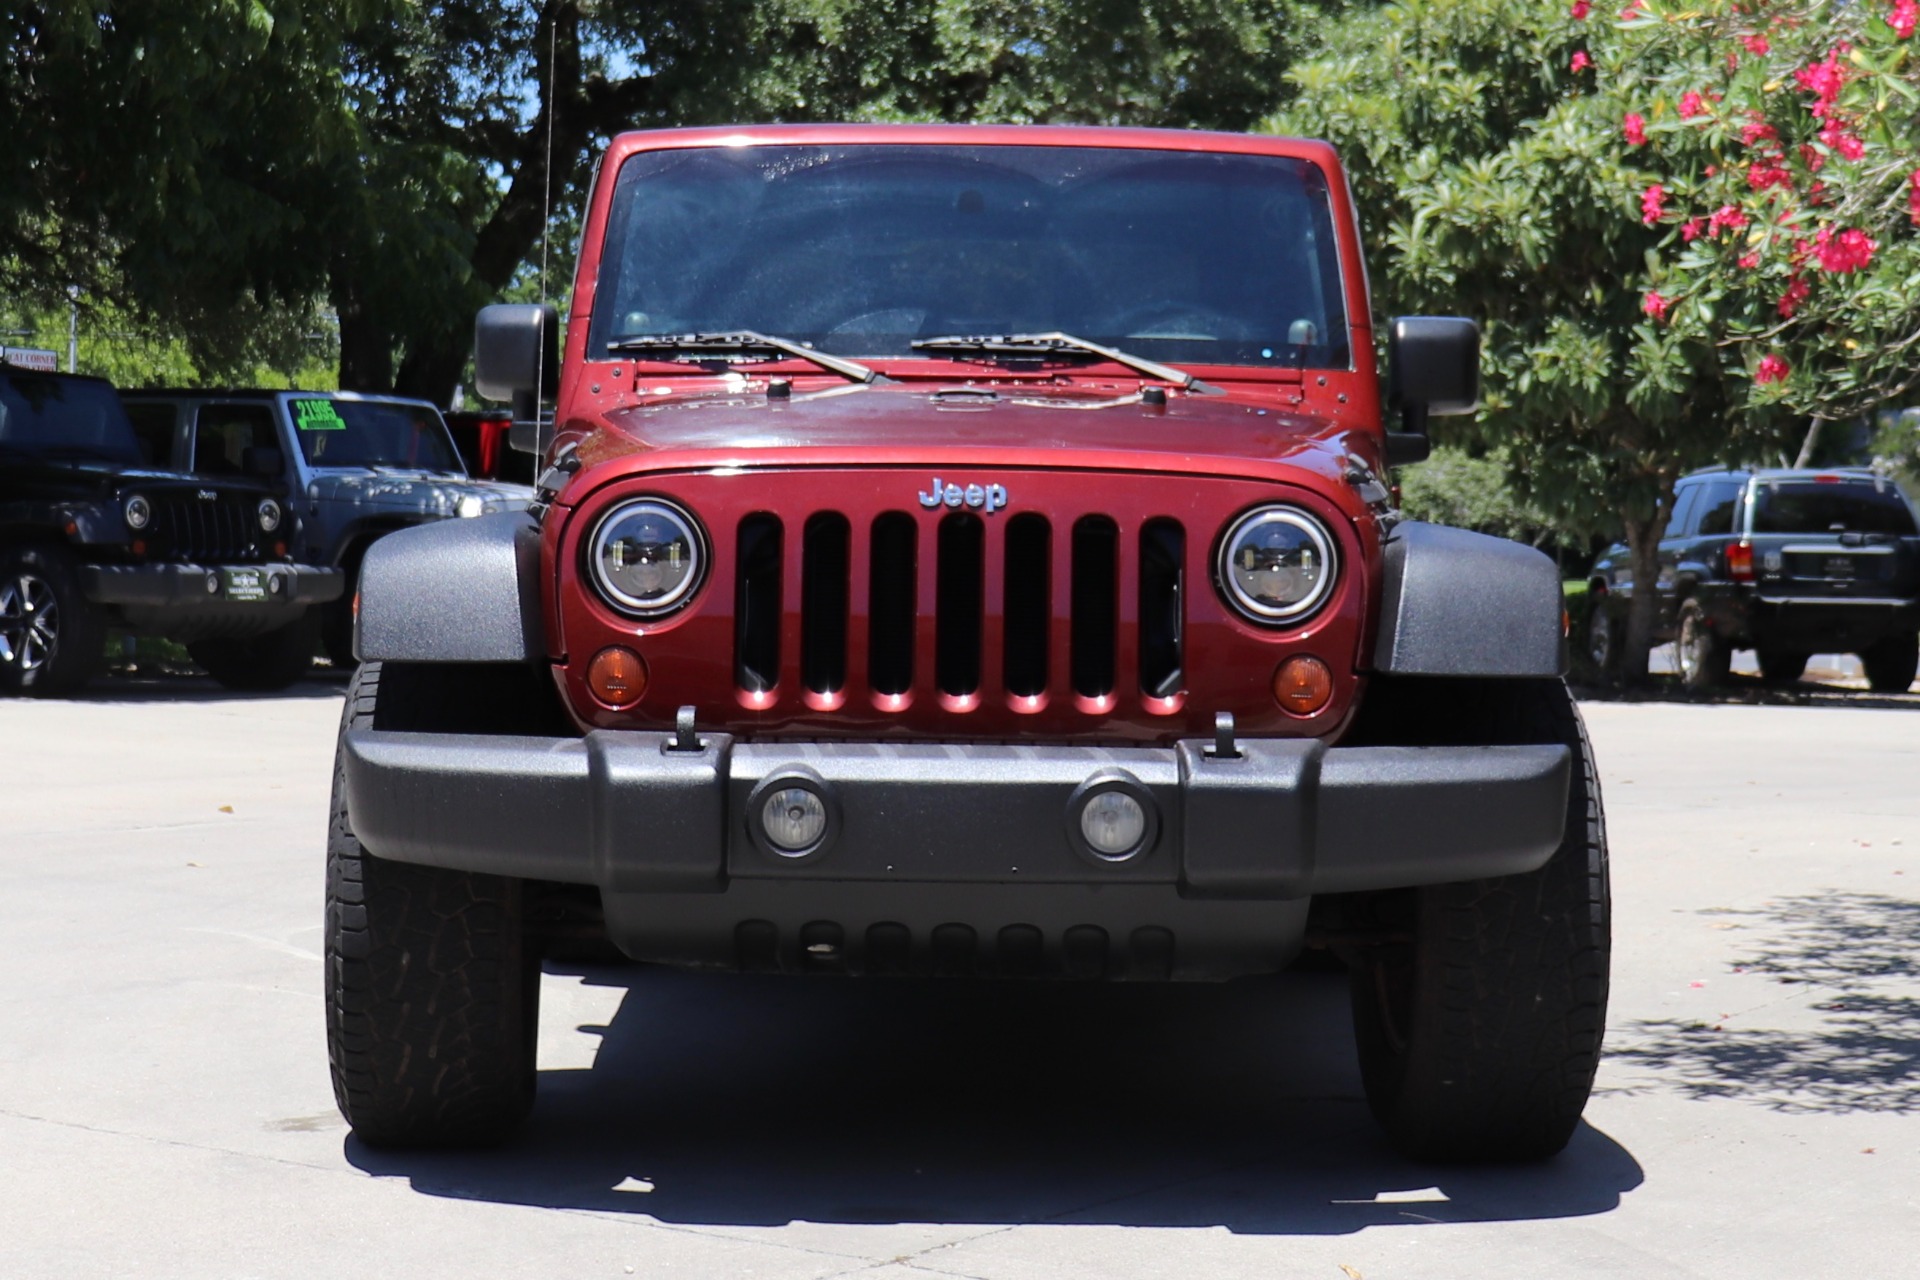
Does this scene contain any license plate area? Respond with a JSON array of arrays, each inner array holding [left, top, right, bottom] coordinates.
[[222, 568, 268, 602], [1823, 556, 1854, 581]]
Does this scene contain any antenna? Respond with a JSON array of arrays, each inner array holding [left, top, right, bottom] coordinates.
[[533, 12, 558, 460]]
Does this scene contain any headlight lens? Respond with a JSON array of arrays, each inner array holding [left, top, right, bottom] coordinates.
[[588, 498, 706, 616], [257, 498, 282, 532], [124, 494, 151, 530], [1217, 505, 1338, 624]]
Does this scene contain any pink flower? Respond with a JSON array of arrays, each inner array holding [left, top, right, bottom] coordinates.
[[1680, 91, 1708, 119], [1708, 204, 1750, 237], [1619, 0, 1642, 15], [1893, 0, 1918, 39], [1742, 33, 1771, 56], [1815, 226, 1876, 273], [1819, 120, 1865, 160], [1741, 118, 1779, 147], [1756, 354, 1790, 384], [1642, 290, 1671, 321], [1747, 159, 1793, 192], [1571, 49, 1592, 72], [1910, 169, 1920, 226], [1624, 113, 1649, 145], [1571, 0, 1592, 17], [1641, 183, 1667, 225], [1681, 218, 1704, 242], [1738, 252, 1761, 268], [1801, 144, 1826, 173], [1794, 53, 1847, 119], [1777, 276, 1810, 317]]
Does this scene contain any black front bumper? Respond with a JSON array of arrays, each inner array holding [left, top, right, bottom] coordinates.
[[81, 561, 345, 609], [341, 729, 1571, 979]]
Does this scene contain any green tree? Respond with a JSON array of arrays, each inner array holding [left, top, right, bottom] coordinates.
[[1272, 0, 1800, 679]]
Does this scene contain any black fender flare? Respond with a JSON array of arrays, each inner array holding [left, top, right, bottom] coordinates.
[[354, 511, 544, 662], [1371, 521, 1567, 677]]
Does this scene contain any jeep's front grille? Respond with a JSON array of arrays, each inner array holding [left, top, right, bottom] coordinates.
[[149, 494, 260, 564], [732, 508, 1186, 711]]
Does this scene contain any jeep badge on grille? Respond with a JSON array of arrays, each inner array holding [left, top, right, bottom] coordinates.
[[917, 477, 1008, 514]]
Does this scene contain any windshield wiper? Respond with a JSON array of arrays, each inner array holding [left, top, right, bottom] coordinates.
[[910, 332, 1221, 394], [607, 330, 882, 385]]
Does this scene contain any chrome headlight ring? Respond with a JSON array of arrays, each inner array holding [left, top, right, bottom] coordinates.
[[124, 494, 152, 531], [257, 497, 282, 532], [586, 497, 708, 618], [1215, 504, 1339, 625]]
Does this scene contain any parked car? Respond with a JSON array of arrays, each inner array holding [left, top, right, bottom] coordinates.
[[1588, 467, 1920, 691], [118, 389, 535, 666], [443, 409, 536, 484], [329, 124, 1607, 1164], [0, 361, 342, 693]]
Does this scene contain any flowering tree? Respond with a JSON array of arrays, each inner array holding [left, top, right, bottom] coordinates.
[[1605, 0, 1920, 462]]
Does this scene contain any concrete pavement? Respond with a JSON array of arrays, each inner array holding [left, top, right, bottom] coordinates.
[[0, 674, 1915, 1278]]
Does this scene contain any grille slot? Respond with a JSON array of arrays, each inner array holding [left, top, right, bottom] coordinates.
[[1138, 518, 1185, 699], [935, 513, 984, 697], [868, 512, 917, 696], [1070, 515, 1119, 699], [151, 494, 257, 563], [734, 514, 783, 693], [1003, 514, 1051, 697], [801, 513, 850, 694]]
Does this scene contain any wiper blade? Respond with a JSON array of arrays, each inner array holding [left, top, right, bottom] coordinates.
[[910, 332, 1220, 394], [606, 330, 881, 385]]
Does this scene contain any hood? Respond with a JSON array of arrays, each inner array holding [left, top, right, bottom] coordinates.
[[5, 454, 275, 499], [306, 469, 536, 516], [572, 382, 1373, 487]]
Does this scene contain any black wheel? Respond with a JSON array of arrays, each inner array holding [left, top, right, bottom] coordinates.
[[1861, 631, 1919, 694], [1675, 599, 1728, 691], [1347, 678, 1610, 1162], [320, 568, 357, 668], [188, 613, 318, 691], [1584, 589, 1622, 678], [326, 662, 542, 1148], [0, 545, 105, 695], [1755, 648, 1809, 685]]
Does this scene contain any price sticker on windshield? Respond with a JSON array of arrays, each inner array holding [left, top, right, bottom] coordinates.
[[293, 399, 347, 430]]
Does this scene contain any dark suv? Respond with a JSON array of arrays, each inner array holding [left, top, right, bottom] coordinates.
[[0, 364, 343, 693], [1588, 467, 1920, 691]]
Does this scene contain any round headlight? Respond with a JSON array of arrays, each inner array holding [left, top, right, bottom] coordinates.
[[257, 498, 282, 532], [1217, 506, 1338, 624], [124, 495, 151, 530], [587, 499, 706, 617]]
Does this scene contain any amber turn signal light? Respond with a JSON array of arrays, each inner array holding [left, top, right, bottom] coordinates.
[[587, 646, 648, 708], [1272, 655, 1333, 716]]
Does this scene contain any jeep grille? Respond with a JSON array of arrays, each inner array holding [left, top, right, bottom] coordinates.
[[149, 494, 262, 564]]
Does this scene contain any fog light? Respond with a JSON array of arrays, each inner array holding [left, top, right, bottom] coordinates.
[[587, 646, 647, 708], [1080, 790, 1147, 857], [1273, 655, 1333, 716], [761, 786, 828, 854]]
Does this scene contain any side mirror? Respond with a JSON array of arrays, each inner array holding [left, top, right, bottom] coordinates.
[[242, 445, 284, 478], [475, 303, 560, 457], [1385, 316, 1481, 467]]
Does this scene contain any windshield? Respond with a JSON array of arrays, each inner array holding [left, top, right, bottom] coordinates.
[[1753, 480, 1918, 535], [290, 397, 464, 472], [0, 371, 145, 464], [589, 144, 1351, 370]]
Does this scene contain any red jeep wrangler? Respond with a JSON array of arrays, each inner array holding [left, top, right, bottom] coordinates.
[[328, 125, 1608, 1162]]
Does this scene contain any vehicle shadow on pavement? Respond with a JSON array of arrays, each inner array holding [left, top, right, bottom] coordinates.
[[347, 969, 1644, 1234], [1608, 892, 1920, 1114]]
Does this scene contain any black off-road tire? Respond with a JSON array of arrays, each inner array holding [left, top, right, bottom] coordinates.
[[0, 545, 105, 696], [1755, 648, 1809, 685], [325, 662, 541, 1148], [188, 613, 319, 691], [1675, 599, 1729, 691], [1346, 678, 1610, 1163], [1861, 631, 1919, 694]]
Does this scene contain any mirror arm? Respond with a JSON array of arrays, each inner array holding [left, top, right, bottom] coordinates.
[[1385, 403, 1431, 468]]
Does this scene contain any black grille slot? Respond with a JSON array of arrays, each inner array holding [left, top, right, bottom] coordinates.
[[151, 494, 257, 563], [936, 513, 983, 697], [1139, 518, 1185, 699], [1070, 515, 1118, 698], [733, 514, 783, 693], [1003, 514, 1051, 698], [801, 513, 850, 694], [868, 512, 917, 696]]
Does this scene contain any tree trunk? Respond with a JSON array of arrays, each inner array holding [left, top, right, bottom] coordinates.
[[1619, 513, 1664, 686], [394, 335, 467, 408], [1792, 418, 1822, 468], [333, 272, 394, 393]]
